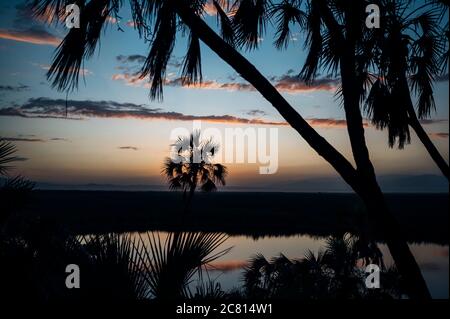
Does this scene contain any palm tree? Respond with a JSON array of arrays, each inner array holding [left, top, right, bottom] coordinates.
[[269, 0, 433, 297], [29, 0, 432, 298], [243, 234, 403, 299], [136, 231, 230, 299], [162, 131, 227, 211], [364, 0, 449, 179]]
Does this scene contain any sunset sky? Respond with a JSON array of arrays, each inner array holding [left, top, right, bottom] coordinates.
[[0, 0, 448, 192]]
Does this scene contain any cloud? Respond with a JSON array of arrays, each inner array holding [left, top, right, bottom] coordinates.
[[116, 54, 146, 64], [0, 136, 45, 142], [0, 135, 69, 143], [112, 71, 338, 94], [118, 146, 139, 151], [0, 84, 30, 92], [112, 56, 338, 94], [273, 75, 339, 93], [306, 118, 356, 128], [50, 137, 70, 142], [0, 98, 360, 128], [246, 109, 267, 117], [33, 63, 92, 76], [0, 97, 286, 126], [429, 132, 449, 140], [0, 26, 61, 46]]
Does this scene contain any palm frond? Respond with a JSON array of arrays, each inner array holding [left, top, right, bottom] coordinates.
[[46, 0, 121, 91], [0, 140, 19, 176], [270, 0, 306, 50], [213, 0, 235, 47], [139, 2, 177, 100], [182, 31, 203, 85], [299, 0, 323, 82], [136, 232, 230, 299], [232, 0, 270, 50], [1, 176, 36, 192]]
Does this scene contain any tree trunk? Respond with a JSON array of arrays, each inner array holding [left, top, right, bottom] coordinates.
[[397, 74, 449, 180], [339, 45, 431, 299], [173, 0, 430, 299], [406, 97, 449, 180]]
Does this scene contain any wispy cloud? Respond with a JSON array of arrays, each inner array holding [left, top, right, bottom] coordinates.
[[0, 84, 30, 92], [0, 97, 359, 129], [0, 135, 69, 143], [50, 137, 70, 142], [118, 146, 139, 151], [273, 75, 338, 93], [0, 26, 61, 46], [0, 136, 45, 142], [116, 54, 146, 64], [246, 109, 268, 117], [112, 71, 338, 94], [112, 55, 338, 94], [0, 97, 286, 125], [33, 63, 92, 76]]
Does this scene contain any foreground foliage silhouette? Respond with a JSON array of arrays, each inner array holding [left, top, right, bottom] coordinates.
[[0, 217, 403, 300], [0, 139, 35, 223], [244, 234, 403, 299], [27, 0, 449, 298]]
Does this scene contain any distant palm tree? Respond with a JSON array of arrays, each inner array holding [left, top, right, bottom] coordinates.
[[162, 131, 227, 211]]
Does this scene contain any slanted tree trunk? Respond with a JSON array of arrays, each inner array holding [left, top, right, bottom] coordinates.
[[399, 78, 450, 180], [408, 109, 449, 180], [173, 0, 430, 299]]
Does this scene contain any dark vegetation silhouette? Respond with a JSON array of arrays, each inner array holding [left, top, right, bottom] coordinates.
[[162, 131, 227, 212], [364, 0, 449, 179], [0, 139, 35, 223], [243, 233, 403, 299], [1, 213, 403, 301], [27, 0, 449, 298]]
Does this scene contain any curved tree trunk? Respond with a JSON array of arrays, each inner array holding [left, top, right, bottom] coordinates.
[[173, 0, 431, 299], [407, 100, 449, 181], [398, 75, 449, 180]]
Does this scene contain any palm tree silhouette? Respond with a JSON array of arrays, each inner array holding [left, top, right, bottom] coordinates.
[[364, 0, 449, 179], [29, 0, 445, 298], [162, 131, 227, 211], [0, 139, 35, 223], [243, 233, 402, 299]]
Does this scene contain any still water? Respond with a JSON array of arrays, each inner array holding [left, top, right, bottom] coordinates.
[[135, 232, 449, 299]]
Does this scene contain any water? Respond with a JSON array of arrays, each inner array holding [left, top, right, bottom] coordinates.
[[137, 233, 448, 299]]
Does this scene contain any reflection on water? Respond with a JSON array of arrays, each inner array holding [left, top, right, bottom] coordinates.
[[135, 232, 449, 299]]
